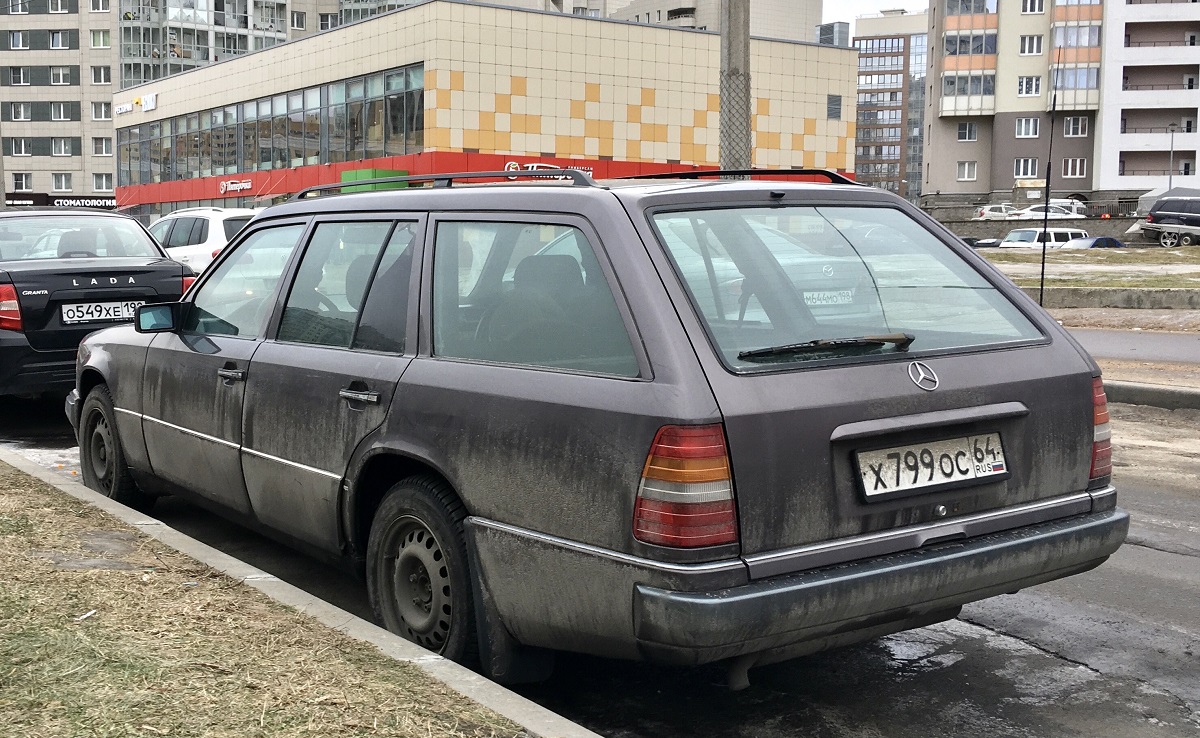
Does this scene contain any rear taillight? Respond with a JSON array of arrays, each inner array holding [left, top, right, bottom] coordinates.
[[633, 424, 738, 548], [211, 248, 222, 259], [0, 284, 22, 332], [1089, 377, 1112, 488], [182, 276, 196, 293], [1145, 214, 1154, 223]]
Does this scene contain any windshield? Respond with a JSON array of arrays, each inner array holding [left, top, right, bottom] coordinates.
[[1003, 230, 1038, 243], [650, 206, 1043, 372], [0, 215, 162, 261]]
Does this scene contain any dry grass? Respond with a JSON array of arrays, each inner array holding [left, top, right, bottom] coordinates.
[[0, 463, 526, 738], [1011, 274, 1200, 289]]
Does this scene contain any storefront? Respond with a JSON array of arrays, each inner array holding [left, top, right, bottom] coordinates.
[[115, 0, 859, 221], [2, 194, 118, 209]]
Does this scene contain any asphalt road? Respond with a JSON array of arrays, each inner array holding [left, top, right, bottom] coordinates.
[[1071, 328, 1200, 364], [3, 381, 1198, 737]]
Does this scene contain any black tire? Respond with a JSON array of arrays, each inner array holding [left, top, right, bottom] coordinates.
[[366, 475, 477, 663], [78, 385, 155, 511], [1181, 233, 1196, 247]]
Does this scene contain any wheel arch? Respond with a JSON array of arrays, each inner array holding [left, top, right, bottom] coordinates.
[[78, 367, 107, 407]]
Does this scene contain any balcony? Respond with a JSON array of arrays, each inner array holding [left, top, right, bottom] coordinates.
[[1124, 21, 1200, 48]]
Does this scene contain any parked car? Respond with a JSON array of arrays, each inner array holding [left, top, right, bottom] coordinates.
[[999, 227, 1090, 248], [66, 170, 1127, 689], [147, 207, 261, 273], [972, 203, 1017, 220], [1140, 196, 1200, 247], [1007, 204, 1085, 220], [0, 210, 194, 399], [1060, 236, 1126, 250]]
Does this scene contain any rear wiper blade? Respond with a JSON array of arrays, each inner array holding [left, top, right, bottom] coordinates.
[[737, 332, 915, 360]]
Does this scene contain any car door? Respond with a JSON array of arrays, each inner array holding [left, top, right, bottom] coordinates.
[[140, 222, 308, 513], [239, 217, 420, 551]]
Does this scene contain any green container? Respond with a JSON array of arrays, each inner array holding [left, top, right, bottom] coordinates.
[[339, 168, 409, 192]]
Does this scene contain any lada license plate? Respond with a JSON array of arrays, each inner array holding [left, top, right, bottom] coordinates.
[[804, 290, 854, 306], [61, 300, 145, 324], [857, 432, 1007, 497]]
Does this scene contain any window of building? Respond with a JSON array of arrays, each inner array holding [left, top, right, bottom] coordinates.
[[51, 102, 69, 120], [53, 173, 72, 192], [10, 0, 29, 13], [291, 11, 305, 29], [93, 173, 113, 191], [9, 67, 30, 85], [1018, 76, 1042, 96], [92, 65, 110, 84], [1020, 35, 1043, 55], [90, 30, 110, 48], [943, 32, 997, 55], [957, 161, 978, 181], [49, 0, 67, 11], [50, 30, 68, 48], [1055, 0, 1100, 5], [942, 73, 996, 96], [93, 137, 112, 155], [92, 101, 111, 120], [9, 31, 28, 49], [1064, 116, 1089, 137], [1014, 158, 1040, 178], [13, 173, 32, 192], [50, 66, 70, 84], [11, 103, 31, 121], [947, 0, 996, 14], [1054, 26, 1101, 48], [1062, 158, 1087, 178], [9, 138, 31, 156], [91, 0, 110, 10], [1022, 0, 1044, 12], [319, 13, 338, 29], [1015, 117, 1040, 138], [52, 137, 72, 156], [957, 122, 978, 141], [1053, 67, 1099, 90], [827, 95, 842, 120]]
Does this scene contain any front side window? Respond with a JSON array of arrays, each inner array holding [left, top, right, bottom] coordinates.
[[1014, 157, 1040, 178], [431, 221, 638, 376], [51, 66, 71, 84], [184, 224, 306, 338], [957, 161, 978, 181], [277, 221, 397, 349], [652, 207, 1042, 372], [1015, 117, 1040, 138]]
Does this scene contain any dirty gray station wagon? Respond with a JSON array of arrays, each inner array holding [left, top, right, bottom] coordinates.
[[67, 169, 1128, 688]]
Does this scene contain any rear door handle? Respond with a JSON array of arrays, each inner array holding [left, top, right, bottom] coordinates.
[[217, 368, 246, 382], [339, 388, 381, 404]]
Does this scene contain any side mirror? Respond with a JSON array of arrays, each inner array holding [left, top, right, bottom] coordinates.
[[136, 303, 182, 333]]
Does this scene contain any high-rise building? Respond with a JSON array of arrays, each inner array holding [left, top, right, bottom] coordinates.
[[816, 21, 849, 48], [922, 0, 1103, 205], [2, 0, 119, 207], [1094, 0, 1200, 197], [853, 9, 927, 201]]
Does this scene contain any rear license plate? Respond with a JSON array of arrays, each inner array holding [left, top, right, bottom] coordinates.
[[804, 290, 854, 306], [856, 432, 1008, 498], [61, 300, 145, 325]]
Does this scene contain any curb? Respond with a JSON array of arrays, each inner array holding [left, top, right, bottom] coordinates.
[[1018, 287, 1200, 310], [1104, 380, 1200, 411], [0, 447, 601, 738]]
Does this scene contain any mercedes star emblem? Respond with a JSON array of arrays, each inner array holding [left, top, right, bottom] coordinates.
[[908, 361, 939, 391]]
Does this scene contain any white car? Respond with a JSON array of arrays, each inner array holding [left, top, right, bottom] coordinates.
[[998, 227, 1090, 248], [1007, 204, 1085, 220], [971, 203, 1017, 220], [148, 207, 261, 273]]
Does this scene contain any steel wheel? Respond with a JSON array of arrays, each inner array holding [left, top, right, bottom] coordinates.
[[78, 385, 154, 510], [1160, 231, 1180, 248], [367, 475, 477, 662], [1181, 234, 1196, 247]]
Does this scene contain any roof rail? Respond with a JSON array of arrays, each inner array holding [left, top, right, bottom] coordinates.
[[625, 168, 861, 186], [290, 169, 600, 201]]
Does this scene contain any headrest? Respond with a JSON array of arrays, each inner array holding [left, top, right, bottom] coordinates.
[[513, 254, 584, 295]]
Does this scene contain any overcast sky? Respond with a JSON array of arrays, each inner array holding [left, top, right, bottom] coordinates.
[[823, 0, 930, 37]]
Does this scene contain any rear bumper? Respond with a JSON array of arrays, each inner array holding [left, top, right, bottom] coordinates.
[[0, 331, 75, 398], [633, 507, 1128, 665]]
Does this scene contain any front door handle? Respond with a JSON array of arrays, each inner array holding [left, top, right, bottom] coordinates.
[[217, 368, 246, 382], [339, 388, 381, 404]]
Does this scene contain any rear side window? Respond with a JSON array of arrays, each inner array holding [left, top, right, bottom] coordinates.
[[431, 220, 638, 377], [651, 206, 1043, 372], [164, 218, 196, 248]]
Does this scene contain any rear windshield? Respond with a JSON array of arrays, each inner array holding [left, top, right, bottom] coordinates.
[[0, 216, 162, 261], [650, 206, 1043, 372], [223, 216, 253, 241]]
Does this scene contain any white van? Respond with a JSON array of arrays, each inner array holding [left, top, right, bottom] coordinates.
[[998, 227, 1089, 248]]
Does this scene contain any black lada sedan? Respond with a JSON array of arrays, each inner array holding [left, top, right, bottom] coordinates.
[[1, 210, 194, 399], [66, 170, 1127, 689]]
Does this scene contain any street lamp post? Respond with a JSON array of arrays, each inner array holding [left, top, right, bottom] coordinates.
[[1169, 122, 1179, 191]]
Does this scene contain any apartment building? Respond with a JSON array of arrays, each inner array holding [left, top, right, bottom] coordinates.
[[853, 9, 928, 201], [609, 0, 821, 42], [1093, 0, 1200, 196], [922, 0, 1102, 205], [1, 0, 119, 207], [112, 0, 858, 219]]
